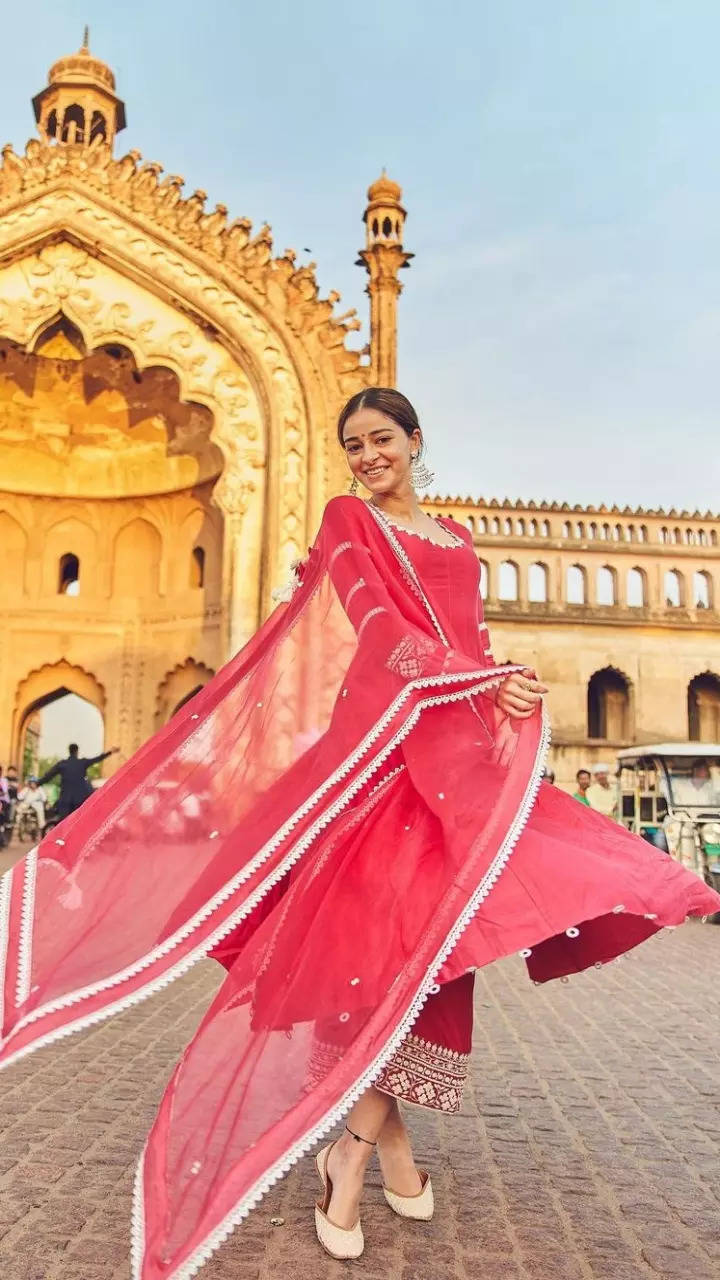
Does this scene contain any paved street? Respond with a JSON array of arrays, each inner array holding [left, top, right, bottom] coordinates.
[[0, 880, 718, 1280]]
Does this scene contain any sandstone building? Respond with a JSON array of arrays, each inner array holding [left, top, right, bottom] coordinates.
[[0, 37, 717, 788]]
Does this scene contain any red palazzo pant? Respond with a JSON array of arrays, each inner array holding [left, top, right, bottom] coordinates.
[[374, 972, 474, 1114]]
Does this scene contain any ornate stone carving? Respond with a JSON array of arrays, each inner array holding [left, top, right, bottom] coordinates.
[[0, 140, 368, 390]]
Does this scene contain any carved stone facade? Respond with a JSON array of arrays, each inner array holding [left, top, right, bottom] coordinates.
[[427, 496, 720, 785], [2, 38, 717, 790], [0, 38, 406, 773]]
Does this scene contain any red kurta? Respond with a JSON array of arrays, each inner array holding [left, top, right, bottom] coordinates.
[[1, 496, 717, 1280]]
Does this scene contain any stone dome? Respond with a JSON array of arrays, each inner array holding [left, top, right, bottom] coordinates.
[[47, 34, 116, 93], [367, 171, 403, 204]]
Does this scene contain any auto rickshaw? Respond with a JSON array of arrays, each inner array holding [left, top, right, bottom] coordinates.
[[616, 743, 720, 919]]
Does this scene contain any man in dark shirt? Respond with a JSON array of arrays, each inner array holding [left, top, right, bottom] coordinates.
[[39, 742, 120, 819]]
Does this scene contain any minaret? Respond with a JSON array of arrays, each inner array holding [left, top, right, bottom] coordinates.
[[356, 171, 413, 387], [32, 28, 126, 151]]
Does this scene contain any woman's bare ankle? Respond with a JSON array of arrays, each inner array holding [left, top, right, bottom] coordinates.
[[377, 1130, 422, 1195], [334, 1130, 373, 1166]]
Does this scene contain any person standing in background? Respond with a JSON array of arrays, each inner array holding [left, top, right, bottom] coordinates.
[[5, 765, 19, 805], [16, 777, 48, 833], [38, 742, 120, 820], [587, 763, 619, 819], [573, 768, 592, 806]]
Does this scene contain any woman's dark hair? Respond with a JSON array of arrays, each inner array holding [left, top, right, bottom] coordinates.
[[337, 388, 423, 450]]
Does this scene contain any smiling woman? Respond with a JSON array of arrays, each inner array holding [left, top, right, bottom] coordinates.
[[1, 388, 718, 1280]]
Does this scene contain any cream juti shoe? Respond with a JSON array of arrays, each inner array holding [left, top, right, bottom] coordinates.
[[314, 1142, 365, 1260], [383, 1170, 434, 1220]]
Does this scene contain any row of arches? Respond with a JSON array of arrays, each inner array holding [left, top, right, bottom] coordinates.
[[659, 526, 715, 547], [459, 512, 718, 547], [587, 669, 720, 743], [479, 560, 715, 609], [12, 657, 216, 776], [2, 508, 219, 601], [56, 544, 208, 597], [45, 103, 108, 145]]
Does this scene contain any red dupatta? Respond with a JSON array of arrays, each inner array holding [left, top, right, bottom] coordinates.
[[0, 495, 548, 1279]]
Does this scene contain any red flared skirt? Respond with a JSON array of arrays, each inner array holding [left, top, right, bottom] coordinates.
[[361, 774, 717, 1115]]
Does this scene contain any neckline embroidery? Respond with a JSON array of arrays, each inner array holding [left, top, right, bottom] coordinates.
[[367, 504, 465, 550]]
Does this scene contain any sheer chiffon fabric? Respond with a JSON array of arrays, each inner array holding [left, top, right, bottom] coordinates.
[[1, 496, 717, 1280]]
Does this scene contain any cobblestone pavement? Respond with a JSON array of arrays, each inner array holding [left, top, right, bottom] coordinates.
[[0, 900, 718, 1280]]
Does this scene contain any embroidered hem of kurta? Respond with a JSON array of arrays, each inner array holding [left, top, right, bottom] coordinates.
[[374, 1033, 469, 1113]]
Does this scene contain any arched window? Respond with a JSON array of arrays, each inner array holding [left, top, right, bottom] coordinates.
[[626, 567, 646, 608], [190, 546, 206, 589], [61, 103, 85, 143], [685, 528, 695, 546], [529, 519, 538, 537], [659, 527, 668, 544], [490, 517, 500, 535], [498, 561, 519, 601], [688, 673, 720, 741], [58, 553, 80, 596], [477, 515, 487, 534], [596, 565, 616, 606], [627, 524, 635, 542], [575, 521, 585, 539], [516, 518, 526, 536], [562, 521, 571, 539], [664, 569, 682, 608], [528, 563, 549, 603], [588, 523, 597, 540], [503, 517, 513, 536], [639, 525, 648, 543], [698, 529, 707, 546], [89, 110, 107, 143], [588, 668, 631, 740], [541, 520, 550, 537], [465, 515, 475, 534], [711, 530, 718, 547], [566, 564, 586, 604], [673, 526, 681, 545], [478, 559, 489, 599], [46, 108, 58, 139], [601, 523, 611, 541], [613, 524, 623, 542], [693, 570, 712, 609]]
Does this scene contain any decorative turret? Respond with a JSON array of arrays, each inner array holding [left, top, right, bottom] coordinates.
[[32, 28, 126, 150], [356, 170, 413, 386]]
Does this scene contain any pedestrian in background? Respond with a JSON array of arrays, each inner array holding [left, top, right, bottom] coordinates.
[[39, 742, 119, 820], [573, 768, 592, 806], [587, 763, 619, 819]]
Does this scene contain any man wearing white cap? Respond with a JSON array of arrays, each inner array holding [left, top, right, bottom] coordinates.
[[587, 763, 619, 820]]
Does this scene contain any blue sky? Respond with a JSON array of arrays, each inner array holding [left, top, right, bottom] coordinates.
[[2, 1, 719, 510]]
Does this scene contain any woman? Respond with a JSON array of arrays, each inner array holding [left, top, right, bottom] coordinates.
[[0, 389, 717, 1279]]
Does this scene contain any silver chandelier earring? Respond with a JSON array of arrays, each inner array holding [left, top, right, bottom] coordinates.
[[410, 452, 435, 490]]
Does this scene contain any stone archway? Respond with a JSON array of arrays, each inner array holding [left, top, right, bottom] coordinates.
[[0, 174, 367, 775], [155, 659, 215, 729], [0, 229, 323, 640], [587, 666, 633, 742], [0, 238, 276, 648], [688, 672, 720, 742], [12, 660, 106, 774]]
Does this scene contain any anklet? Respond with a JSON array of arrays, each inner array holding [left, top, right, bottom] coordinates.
[[345, 1124, 377, 1147]]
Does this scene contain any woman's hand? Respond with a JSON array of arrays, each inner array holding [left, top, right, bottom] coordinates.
[[497, 668, 548, 719]]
